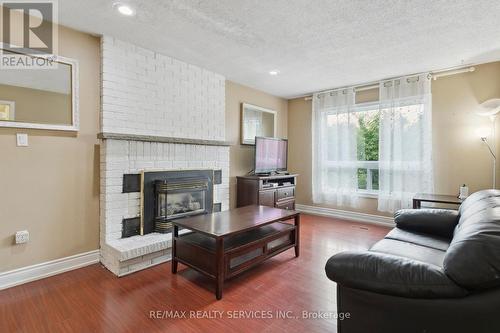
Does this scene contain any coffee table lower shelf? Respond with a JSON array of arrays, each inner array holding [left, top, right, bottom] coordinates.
[[171, 220, 299, 300]]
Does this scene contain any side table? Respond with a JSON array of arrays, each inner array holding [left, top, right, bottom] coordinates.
[[413, 193, 463, 209]]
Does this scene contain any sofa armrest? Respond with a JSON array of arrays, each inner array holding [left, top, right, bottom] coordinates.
[[325, 251, 467, 298], [394, 209, 459, 239]]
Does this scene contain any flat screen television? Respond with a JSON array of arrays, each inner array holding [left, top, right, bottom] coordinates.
[[254, 137, 288, 174]]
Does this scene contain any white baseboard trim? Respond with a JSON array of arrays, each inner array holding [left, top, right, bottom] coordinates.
[[0, 250, 100, 290], [296, 204, 395, 227]]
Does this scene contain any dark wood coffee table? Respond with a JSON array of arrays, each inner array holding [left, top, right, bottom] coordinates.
[[171, 205, 300, 300]]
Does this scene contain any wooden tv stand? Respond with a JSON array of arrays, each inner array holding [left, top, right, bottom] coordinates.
[[236, 174, 298, 210]]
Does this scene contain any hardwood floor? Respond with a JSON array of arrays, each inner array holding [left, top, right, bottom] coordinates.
[[0, 214, 390, 333]]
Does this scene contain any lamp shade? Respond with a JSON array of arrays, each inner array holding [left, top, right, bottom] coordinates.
[[475, 98, 500, 117]]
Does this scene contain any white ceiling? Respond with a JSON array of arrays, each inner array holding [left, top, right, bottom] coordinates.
[[58, 0, 500, 98]]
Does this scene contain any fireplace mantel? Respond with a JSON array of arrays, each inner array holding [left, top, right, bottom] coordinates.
[[98, 132, 232, 147]]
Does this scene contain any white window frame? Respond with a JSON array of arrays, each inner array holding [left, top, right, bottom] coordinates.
[[356, 160, 379, 198], [349, 102, 380, 197]]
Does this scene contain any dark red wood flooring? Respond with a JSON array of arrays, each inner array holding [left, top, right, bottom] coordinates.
[[0, 214, 389, 333]]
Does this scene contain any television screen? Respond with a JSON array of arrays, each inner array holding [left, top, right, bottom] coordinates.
[[255, 137, 288, 173]]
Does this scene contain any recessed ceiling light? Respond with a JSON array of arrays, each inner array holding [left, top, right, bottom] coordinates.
[[114, 2, 135, 16], [269, 70, 280, 76]]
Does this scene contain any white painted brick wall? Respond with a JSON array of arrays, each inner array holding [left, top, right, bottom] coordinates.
[[101, 139, 229, 243], [99, 36, 229, 277], [101, 36, 225, 141]]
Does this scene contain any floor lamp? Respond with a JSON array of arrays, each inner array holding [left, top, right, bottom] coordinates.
[[475, 98, 500, 189]]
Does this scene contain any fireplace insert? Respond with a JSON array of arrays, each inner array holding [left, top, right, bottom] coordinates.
[[141, 170, 214, 234], [154, 178, 209, 233]]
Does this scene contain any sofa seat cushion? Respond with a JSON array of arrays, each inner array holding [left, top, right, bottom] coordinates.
[[370, 238, 446, 267], [386, 228, 451, 251], [325, 251, 468, 298]]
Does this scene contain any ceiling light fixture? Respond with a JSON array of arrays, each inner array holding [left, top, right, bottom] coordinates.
[[269, 70, 280, 76], [114, 2, 135, 16]]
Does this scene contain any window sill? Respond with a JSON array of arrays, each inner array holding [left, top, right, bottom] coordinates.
[[356, 190, 379, 199]]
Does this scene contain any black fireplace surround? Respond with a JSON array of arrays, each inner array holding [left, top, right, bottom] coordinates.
[[121, 169, 221, 237]]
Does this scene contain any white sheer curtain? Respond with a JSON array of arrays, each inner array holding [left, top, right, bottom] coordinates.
[[312, 88, 359, 208], [378, 74, 433, 212]]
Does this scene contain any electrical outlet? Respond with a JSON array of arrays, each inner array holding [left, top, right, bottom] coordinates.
[[15, 230, 29, 244], [16, 133, 28, 147]]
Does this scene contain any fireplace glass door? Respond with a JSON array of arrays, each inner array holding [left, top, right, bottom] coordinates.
[[166, 189, 206, 219], [155, 178, 209, 233]]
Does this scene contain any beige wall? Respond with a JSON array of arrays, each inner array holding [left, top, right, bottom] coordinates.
[[433, 62, 500, 194], [0, 20, 100, 271], [288, 61, 500, 216], [226, 81, 288, 208], [0, 84, 71, 124]]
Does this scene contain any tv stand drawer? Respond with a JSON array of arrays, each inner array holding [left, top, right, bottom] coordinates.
[[276, 187, 295, 201], [275, 199, 295, 211]]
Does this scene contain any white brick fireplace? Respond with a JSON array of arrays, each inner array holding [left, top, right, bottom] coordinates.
[[99, 37, 229, 276]]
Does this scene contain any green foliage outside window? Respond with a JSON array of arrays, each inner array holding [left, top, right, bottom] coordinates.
[[357, 112, 380, 190]]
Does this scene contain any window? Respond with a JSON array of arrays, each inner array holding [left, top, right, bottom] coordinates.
[[356, 107, 379, 194], [323, 103, 380, 196], [313, 74, 432, 210], [348, 103, 426, 196]]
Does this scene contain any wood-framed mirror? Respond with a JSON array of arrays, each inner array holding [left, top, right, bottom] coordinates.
[[241, 103, 276, 145], [0, 45, 79, 131]]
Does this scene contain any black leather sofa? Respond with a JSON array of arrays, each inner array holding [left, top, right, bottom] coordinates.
[[325, 189, 500, 333]]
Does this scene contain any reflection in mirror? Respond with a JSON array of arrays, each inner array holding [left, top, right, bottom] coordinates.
[[241, 103, 276, 145], [0, 50, 73, 127]]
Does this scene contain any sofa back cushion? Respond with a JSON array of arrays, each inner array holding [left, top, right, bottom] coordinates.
[[443, 190, 500, 290]]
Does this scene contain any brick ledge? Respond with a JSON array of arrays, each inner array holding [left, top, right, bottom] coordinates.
[[98, 132, 232, 146]]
